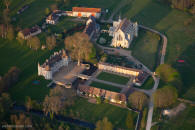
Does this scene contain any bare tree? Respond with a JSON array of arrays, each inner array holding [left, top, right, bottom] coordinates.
[[128, 91, 148, 110], [43, 86, 76, 119], [27, 36, 41, 50], [64, 32, 94, 65], [25, 96, 32, 112], [46, 35, 57, 50], [10, 113, 33, 130], [4, 0, 12, 10], [95, 117, 113, 130]]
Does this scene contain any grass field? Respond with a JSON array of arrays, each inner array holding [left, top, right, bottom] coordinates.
[[97, 72, 129, 85], [66, 97, 138, 129], [160, 104, 195, 130], [48, 17, 84, 34], [130, 29, 161, 71], [4, 0, 122, 28], [90, 81, 121, 92], [0, 38, 65, 103], [120, 0, 195, 98]]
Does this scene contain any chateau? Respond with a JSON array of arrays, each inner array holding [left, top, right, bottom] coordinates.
[[109, 18, 138, 48], [38, 49, 70, 80]]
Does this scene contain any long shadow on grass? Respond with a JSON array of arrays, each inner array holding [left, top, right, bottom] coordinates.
[[172, 43, 195, 97], [128, 0, 171, 27]]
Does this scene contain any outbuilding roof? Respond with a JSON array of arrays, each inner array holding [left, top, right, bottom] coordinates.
[[72, 7, 101, 13]]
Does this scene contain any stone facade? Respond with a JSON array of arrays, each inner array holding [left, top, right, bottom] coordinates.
[[18, 26, 41, 39], [98, 62, 141, 76], [77, 85, 126, 104], [98, 62, 149, 86], [38, 49, 70, 80], [109, 18, 138, 48]]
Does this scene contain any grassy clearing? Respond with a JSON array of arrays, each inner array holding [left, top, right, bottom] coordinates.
[[48, 17, 84, 34], [97, 72, 129, 85], [160, 104, 195, 130], [67, 97, 138, 129], [120, 0, 195, 98], [130, 29, 161, 71], [0, 38, 67, 103], [12, 0, 57, 28], [90, 81, 121, 92]]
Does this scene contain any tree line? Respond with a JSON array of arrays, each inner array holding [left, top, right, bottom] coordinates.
[[0, 66, 20, 94], [162, 0, 195, 14]]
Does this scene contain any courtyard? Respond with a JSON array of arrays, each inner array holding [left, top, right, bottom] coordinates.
[[53, 62, 86, 87], [97, 71, 130, 85]]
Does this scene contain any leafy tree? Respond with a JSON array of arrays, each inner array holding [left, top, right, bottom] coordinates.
[[153, 85, 178, 108], [156, 64, 181, 82], [64, 32, 95, 65], [25, 96, 32, 112], [27, 36, 41, 50], [10, 113, 32, 130], [3, 9, 10, 26], [7, 25, 14, 40], [0, 93, 12, 121], [46, 35, 57, 50], [128, 91, 148, 110], [45, 8, 50, 15], [96, 97, 102, 104], [50, 4, 58, 11], [0, 24, 7, 38], [126, 112, 134, 129], [95, 117, 113, 130], [1, 66, 20, 90]]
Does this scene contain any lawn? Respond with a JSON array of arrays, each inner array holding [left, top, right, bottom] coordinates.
[[48, 16, 84, 34], [90, 81, 121, 92], [12, 0, 58, 28], [97, 72, 130, 85], [66, 97, 138, 129], [130, 29, 161, 71], [134, 76, 154, 90], [120, 0, 195, 98], [0, 38, 66, 104], [106, 54, 135, 68], [159, 104, 195, 130]]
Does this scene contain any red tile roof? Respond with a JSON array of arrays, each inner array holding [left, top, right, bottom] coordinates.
[[72, 7, 101, 13]]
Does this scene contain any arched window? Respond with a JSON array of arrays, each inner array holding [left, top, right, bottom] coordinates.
[[118, 34, 122, 41]]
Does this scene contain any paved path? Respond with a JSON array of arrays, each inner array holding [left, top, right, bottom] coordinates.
[[100, 13, 168, 130], [139, 25, 167, 130]]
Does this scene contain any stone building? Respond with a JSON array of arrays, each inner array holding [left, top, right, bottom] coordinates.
[[77, 85, 126, 104], [18, 26, 41, 39], [38, 49, 70, 80], [98, 62, 149, 86], [109, 18, 138, 48], [83, 16, 100, 39]]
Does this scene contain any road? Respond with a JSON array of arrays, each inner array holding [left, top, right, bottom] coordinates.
[[97, 21, 167, 130], [139, 25, 167, 130]]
